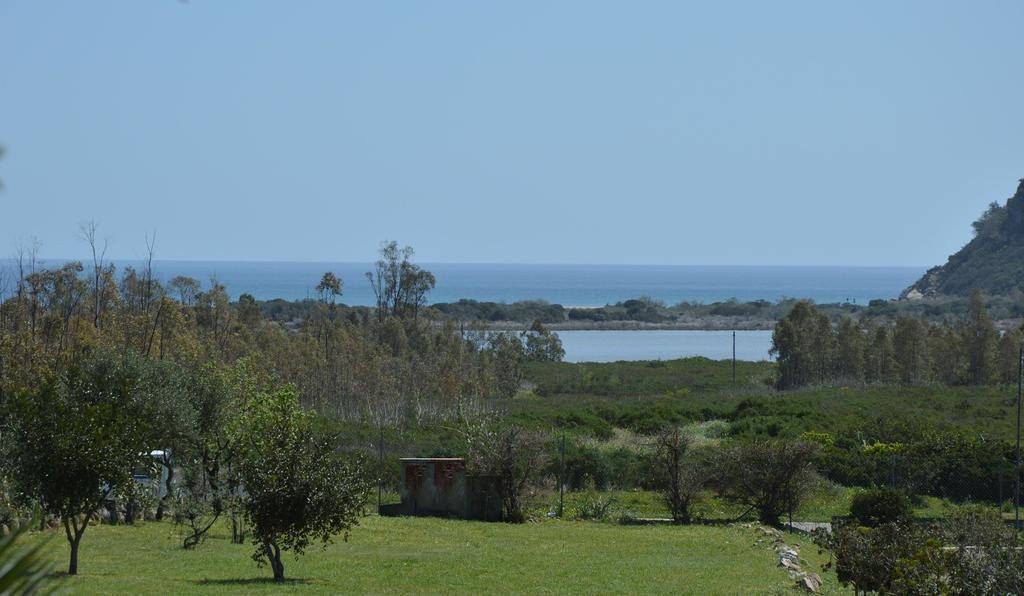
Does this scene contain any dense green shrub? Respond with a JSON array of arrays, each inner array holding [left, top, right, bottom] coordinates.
[[552, 443, 643, 490], [816, 520, 926, 593], [820, 506, 1024, 595], [712, 439, 819, 526], [850, 488, 912, 527]]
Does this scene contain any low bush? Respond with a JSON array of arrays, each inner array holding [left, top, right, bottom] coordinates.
[[712, 439, 819, 526], [849, 488, 912, 527], [571, 489, 618, 521], [816, 520, 925, 593], [819, 505, 1024, 594], [553, 443, 644, 490]]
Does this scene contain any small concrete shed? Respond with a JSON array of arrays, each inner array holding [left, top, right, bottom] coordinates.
[[379, 458, 502, 521]]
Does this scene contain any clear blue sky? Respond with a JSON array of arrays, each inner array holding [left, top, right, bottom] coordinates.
[[2, 1, 1023, 266]]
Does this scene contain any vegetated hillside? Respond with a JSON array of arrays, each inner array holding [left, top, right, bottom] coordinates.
[[903, 178, 1024, 298]]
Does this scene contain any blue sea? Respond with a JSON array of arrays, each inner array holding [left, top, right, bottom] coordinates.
[[21, 261, 924, 307]]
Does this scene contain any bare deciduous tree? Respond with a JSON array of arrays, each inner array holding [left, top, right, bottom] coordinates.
[[650, 427, 705, 524]]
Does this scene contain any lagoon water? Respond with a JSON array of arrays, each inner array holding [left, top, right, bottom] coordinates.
[[24, 261, 925, 307], [557, 329, 774, 363]]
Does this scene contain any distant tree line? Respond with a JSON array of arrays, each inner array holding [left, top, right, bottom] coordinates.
[[772, 290, 1019, 389], [0, 235, 564, 581]]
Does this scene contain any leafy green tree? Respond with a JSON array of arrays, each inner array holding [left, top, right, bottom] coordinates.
[[232, 387, 368, 582], [168, 364, 242, 547], [365, 241, 436, 323], [236, 294, 261, 329], [835, 318, 866, 383], [315, 272, 343, 306], [811, 310, 837, 383], [996, 327, 1022, 384], [928, 323, 962, 384], [771, 301, 833, 388], [864, 323, 895, 384], [7, 352, 160, 575], [893, 316, 930, 384], [963, 289, 997, 385], [712, 439, 819, 526], [168, 275, 201, 306], [520, 319, 565, 362], [484, 332, 525, 399]]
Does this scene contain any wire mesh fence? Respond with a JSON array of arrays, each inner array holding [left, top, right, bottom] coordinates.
[[826, 454, 1024, 524]]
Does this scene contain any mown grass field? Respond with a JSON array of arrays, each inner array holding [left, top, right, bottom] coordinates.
[[25, 516, 844, 594]]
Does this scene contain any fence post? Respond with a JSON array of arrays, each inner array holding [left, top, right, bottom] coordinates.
[[788, 479, 793, 530], [732, 330, 736, 385], [559, 434, 566, 518], [1015, 344, 1022, 529]]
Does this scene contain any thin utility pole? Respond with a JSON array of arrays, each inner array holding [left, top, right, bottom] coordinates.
[[732, 330, 737, 384], [1016, 345, 1022, 529]]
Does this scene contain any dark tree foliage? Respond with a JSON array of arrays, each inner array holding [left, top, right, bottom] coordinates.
[[849, 488, 912, 527], [520, 319, 565, 363], [773, 295, 1002, 389], [315, 272, 343, 305], [818, 506, 1024, 594], [366, 241, 436, 323], [6, 351, 164, 575], [232, 387, 368, 582], [963, 289, 997, 385], [481, 331, 526, 399], [771, 300, 832, 388], [712, 439, 818, 526], [170, 362, 251, 548]]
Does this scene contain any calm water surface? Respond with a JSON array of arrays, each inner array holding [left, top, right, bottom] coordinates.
[[557, 330, 774, 363], [13, 261, 924, 306]]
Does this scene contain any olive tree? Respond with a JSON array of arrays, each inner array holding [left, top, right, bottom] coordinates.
[[232, 387, 368, 582], [171, 365, 240, 548], [712, 439, 819, 526], [7, 352, 160, 575]]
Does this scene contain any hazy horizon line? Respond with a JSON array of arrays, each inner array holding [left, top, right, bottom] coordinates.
[[1, 257, 929, 270]]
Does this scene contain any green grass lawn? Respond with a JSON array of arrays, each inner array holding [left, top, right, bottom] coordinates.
[[26, 515, 845, 594], [530, 485, 958, 524]]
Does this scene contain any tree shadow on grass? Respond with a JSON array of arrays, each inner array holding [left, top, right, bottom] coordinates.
[[193, 577, 310, 586]]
